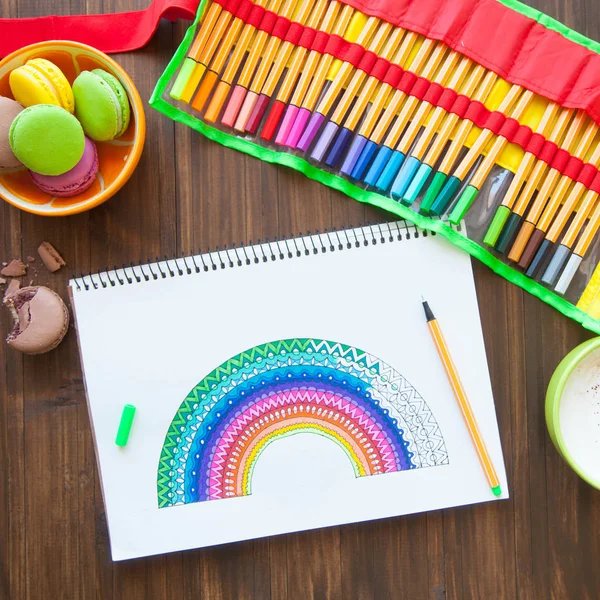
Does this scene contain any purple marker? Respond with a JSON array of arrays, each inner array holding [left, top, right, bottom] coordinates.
[[285, 107, 312, 148], [297, 112, 326, 153], [275, 105, 299, 145], [310, 120, 339, 162]]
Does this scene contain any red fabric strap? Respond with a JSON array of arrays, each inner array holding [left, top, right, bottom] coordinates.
[[589, 173, 600, 195], [259, 11, 278, 34], [537, 141, 559, 165], [271, 16, 291, 39], [358, 51, 379, 75], [449, 95, 471, 119], [423, 83, 444, 106], [234, 0, 253, 21], [486, 111, 507, 134], [563, 157, 584, 180], [437, 89, 458, 112], [337, 0, 600, 127], [339, 42, 366, 68], [216, 0, 242, 13], [577, 163, 598, 188], [246, 4, 266, 28], [410, 77, 431, 101], [284, 22, 304, 45], [0, 0, 200, 58], [311, 31, 330, 54], [297, 26, 317, 50], [397, 71, 418, 94], [370, 58, 391, 80], [497, 117, 521, 143], [382, 65, 404, 88], [525, 133, 546, 156], [464, 101, 489, 128], [511, 125, 533, 149], [551, 149, 571, 173]]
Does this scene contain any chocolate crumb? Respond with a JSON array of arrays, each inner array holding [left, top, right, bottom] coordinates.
[[27, 256, 35, 263], [0, 277, 5, 285], [2, 262, 6, 266], [1, 260, 27, 277], [38, 242, 66, 273]]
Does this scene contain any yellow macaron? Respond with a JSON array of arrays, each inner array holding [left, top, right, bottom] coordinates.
[[9, 58, 74, 113]]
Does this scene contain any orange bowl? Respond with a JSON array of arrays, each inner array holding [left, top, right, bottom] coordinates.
[[0, 41, 145, 216]]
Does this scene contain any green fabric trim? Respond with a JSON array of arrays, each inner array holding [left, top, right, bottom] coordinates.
[[150, 0, 600, 336], [498, 0, 600, 55]]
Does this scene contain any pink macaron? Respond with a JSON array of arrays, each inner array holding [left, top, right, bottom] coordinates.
[[30, 136, 98, 197]]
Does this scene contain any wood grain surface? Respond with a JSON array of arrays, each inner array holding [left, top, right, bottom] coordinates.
[[1, 0, 600, 598]]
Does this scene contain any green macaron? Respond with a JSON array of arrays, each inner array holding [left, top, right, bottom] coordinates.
[[9, 104, 85, 176], [73, 69, 131, 142]]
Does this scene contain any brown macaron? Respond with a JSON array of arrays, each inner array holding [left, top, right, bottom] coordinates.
[[4, 286, 69, 354]]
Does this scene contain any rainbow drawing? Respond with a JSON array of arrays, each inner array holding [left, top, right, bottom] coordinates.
[[157, 339, 448, 508]]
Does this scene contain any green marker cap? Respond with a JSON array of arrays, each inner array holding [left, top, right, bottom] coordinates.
[[429, 175, 461, 216], [449, 185, 479, 224], [483, 205, 511, 247], [420, 171, 447, 215], [170, 58, 196, 101], [116, 404, 137, 447]]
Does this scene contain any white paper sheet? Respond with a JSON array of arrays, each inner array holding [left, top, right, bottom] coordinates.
[[70, 222, 507, 561]]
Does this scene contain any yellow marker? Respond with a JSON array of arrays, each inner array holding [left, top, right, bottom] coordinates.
[[423, 299, 502, 497], [450, 87, 532, 182], [424, 69, 496, 173], [326, 23, 397, 125], [368, 40, 442, 147], [170, 1, 223, 100], [355, 31, 421, 140], [192, 0, 275, 114], [270, 0, 338, 105], [395, 51, 463, 156], [408, 58, 475, 162], [180, 5, 238, 102], [313, 16, 383, 116], [506, 111, 587, 262], [220, 0, 297, 127], [543, 140, 600, 245], [577, 259, 600, 317], [572, 196, 600, 259], [290, 4, 356, 112], [250, 0, 324, 100]]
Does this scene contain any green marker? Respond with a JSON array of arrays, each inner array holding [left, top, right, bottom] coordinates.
[[115, 404, 136, 447], [483, 205, 512, 246], [448, 185, 479, 224]]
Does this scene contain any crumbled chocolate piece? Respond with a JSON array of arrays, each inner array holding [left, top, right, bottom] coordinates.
[[27, 256, 35, 263], [1, 259, 27, 277], [0, 277, 5, 285], [38, 242, 66, 273]]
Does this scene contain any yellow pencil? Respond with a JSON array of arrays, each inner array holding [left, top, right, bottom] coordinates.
[[422, 299, 502, 497]]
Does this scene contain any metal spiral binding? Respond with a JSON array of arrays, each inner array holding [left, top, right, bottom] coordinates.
[[72, 219, 457, 291]]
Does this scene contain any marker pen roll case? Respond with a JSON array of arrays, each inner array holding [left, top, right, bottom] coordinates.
[[152, 0, 600, 334]]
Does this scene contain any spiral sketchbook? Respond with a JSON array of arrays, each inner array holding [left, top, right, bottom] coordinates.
[[69, 221, 507, 561]]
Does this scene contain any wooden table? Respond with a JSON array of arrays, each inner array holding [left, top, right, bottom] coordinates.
[[1, 0, 600, 598]]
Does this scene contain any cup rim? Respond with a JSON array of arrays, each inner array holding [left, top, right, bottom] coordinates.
[[546, 336, 600, 490]]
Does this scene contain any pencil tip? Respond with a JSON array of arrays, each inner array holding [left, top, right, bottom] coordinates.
[[492, 485, 502, 497]]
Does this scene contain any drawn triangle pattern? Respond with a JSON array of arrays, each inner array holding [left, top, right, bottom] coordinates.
[[157, 338, 449, 508]]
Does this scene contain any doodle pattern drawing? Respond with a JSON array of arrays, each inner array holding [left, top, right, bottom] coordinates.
[[157, 339, 449, 507]]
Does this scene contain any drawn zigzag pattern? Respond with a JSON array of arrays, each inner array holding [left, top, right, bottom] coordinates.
[[157, 339, 449, 508]]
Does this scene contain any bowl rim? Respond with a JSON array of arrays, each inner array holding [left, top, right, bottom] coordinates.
[[0, 40, 146, 217], [545, 336, 600, 490]]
